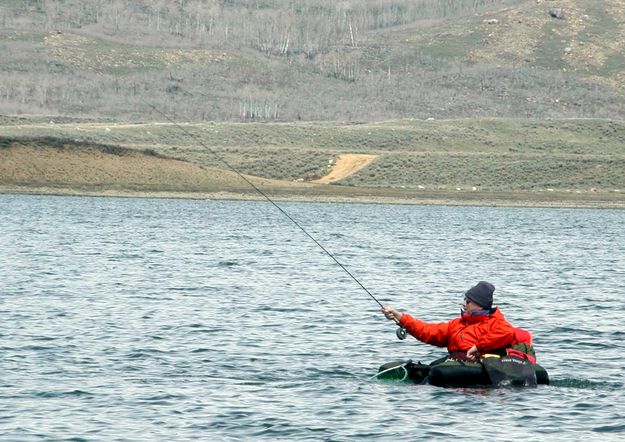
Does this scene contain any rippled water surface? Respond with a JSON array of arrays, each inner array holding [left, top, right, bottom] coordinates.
[[1, 195, 624, 440]]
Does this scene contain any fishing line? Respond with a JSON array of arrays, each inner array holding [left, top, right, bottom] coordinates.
[[140, 95, 407, 338], [370, 360, 410, 381]]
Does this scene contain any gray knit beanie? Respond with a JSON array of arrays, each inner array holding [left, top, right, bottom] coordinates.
[[465, 281, 495, 309]]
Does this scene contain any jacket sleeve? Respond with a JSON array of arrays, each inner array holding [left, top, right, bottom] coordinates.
[[475, 317, 516, 351], [399, 314, 450, 348]]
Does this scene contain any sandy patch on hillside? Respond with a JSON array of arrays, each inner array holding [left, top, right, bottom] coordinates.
[[0, 141, 374, 190], [0, 142, 285, 191], [312, 154, 377, 184]]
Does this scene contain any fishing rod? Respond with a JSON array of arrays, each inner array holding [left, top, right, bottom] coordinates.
[[140, 96, 407, 340]]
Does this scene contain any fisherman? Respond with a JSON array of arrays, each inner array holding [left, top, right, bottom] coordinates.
[[381, 281, 535, 362]]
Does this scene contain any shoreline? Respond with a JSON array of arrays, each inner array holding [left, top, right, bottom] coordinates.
[[2, 126, 624, 211], [2, 185, 624, 210]]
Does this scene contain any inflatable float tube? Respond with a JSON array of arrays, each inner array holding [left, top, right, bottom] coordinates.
[[377, 356, 549, 387]]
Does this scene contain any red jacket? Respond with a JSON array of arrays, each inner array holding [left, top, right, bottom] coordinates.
[[399, 307, 516, 353]]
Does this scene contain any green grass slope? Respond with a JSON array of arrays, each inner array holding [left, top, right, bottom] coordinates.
[[2, 118, 623, 194]]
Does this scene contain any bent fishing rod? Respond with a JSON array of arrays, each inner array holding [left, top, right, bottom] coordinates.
[[140, 96, 407, 340]]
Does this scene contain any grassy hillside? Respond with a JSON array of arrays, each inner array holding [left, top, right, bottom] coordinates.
[[2, 1, 624, 207], [1, 0, 624, 122], [2, 117, 624, 194], [402, 0, 625, 79]]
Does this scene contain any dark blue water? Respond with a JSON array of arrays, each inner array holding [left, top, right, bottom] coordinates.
[[1, 195, 624, 440]]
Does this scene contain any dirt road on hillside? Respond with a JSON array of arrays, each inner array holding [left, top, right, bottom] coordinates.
[[312, 154, 377, 184]]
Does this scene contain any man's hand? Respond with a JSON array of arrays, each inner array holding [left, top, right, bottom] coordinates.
[[466, 345, 480, 361], [381, 306, 403, 323]]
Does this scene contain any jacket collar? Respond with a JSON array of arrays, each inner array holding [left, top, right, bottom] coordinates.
[[461, 307, 498, 324]]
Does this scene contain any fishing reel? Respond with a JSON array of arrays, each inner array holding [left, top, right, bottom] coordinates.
[[396, 326, 407, 340]]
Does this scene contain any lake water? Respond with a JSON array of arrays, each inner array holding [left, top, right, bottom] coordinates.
[[1, 195, 624, 441]]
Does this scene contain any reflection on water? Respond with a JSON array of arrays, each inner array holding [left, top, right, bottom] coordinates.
[[1, 195, 624, 440]]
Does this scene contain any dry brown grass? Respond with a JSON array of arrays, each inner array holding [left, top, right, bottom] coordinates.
[[0, 140, 290, 192]]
